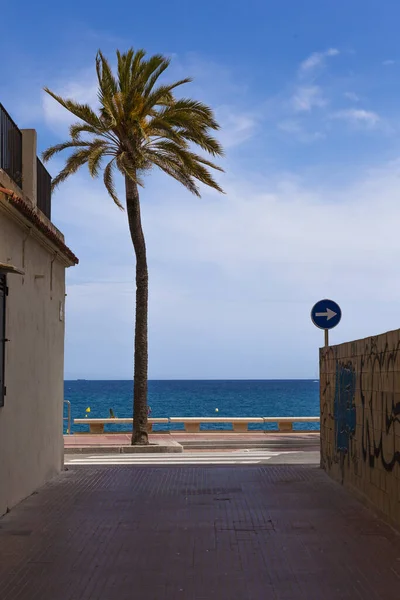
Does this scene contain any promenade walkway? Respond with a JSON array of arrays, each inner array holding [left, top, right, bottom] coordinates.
[[64, 431, 320, 451], [0, 461, 400, 599], [64, 448, 319, 466]]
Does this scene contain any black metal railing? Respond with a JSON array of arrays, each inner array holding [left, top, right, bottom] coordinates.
[[0, 104, 22, 187], [36, 157, 51, 220]]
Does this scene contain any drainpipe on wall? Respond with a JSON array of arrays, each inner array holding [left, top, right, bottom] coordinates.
[[21, 228, 31, 268], [50, 252, 57, 298]]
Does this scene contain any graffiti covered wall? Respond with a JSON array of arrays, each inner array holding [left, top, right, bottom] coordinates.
[[320, 329, 400, 526]]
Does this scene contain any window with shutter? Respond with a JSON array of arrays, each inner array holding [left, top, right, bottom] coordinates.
[[0, 274, 6, 407]]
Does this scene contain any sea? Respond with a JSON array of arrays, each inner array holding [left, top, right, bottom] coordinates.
[[64, 379, 320, 434]]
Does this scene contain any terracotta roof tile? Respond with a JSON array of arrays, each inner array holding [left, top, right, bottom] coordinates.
[[0, 186, 78, 265]]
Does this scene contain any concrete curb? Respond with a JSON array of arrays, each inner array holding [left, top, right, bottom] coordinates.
[[180, 439, 320, 450], [64, 441, 183, 455]]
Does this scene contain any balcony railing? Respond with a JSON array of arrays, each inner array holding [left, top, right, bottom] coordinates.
[[36, 157, 51, 220], [1, 103, 52, 220], [0, 104, 22, 187]]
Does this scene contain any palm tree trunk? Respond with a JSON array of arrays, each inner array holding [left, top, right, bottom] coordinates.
[[125, 175, 149, 445]]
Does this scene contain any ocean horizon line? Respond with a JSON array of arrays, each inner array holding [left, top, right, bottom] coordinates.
[[66, 378, 320, 382]]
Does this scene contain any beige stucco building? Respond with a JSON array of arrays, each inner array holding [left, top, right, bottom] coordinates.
[[0, 103, 77, 516]]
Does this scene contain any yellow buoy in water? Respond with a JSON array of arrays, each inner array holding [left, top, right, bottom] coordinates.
[[215, 408, 219, 412]]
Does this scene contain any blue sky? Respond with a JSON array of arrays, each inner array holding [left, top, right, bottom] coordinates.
[[2, 0, 400, 379]]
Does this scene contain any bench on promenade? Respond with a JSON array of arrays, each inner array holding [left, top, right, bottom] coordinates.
[[169, 417, 264, 433], [73, 418, 169, 434], [263, 417, 320, 433]]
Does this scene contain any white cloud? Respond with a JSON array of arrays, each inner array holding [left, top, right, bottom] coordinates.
[[383, 60, 396, 66], [299, 48, 339, 75], [331, 109, 380, 126], [344, 92, 360, 102], [291, 86, 327, 112], [277, 120, 325, 142], [288, 48, 339, 120], [42, 72, 98, 134], [171, 54, 249, 101], [277, 120, 303, 134], [215, 106, 256, 148]]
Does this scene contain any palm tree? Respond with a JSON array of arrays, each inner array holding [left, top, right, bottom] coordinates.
[[43, 49, 224, 445]]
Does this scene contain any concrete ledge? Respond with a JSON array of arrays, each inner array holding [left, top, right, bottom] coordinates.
[[181, 438, 320, 450], [64, 439, 183, 455]]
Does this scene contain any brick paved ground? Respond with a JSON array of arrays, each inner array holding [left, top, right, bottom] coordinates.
[[0, 464, 399, 599]]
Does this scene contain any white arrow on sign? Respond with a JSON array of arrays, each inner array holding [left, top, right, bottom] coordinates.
[[315, 308, 337, 321]]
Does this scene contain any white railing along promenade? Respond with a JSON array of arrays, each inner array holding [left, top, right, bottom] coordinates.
[[72, 416, 320, 434]]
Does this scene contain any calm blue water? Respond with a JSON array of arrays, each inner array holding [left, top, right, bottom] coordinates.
[[64, 380, 320, 434]]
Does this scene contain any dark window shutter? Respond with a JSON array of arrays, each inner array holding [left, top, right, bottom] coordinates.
[[0, 274, 6, 407]]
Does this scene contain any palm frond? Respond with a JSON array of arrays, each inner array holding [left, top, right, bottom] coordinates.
[[178, 130, 224, 157], [88, 145, 106, 178], [96, 52, 124, 125], [51, 148, 93, 189], [140, 55, 167, 83], [147, 107, 210, 134], [186, 151, 225, 172], [165, 98, 220, 128], [142, 58, 170, 98], [96, 51, 119, 100], [184, 159, 224, 193], [131, 49, 147, 81], [150, 141, 224, 193], [117, 48, 134, 92], [103, 159, 124, 209], [69, 122, 98, 140], [43, 88, 103, 128], [143, 82, 192, 115], [42, 140, 91, 162], [147, 151, 200, 195], [145, 126, 184, 146]]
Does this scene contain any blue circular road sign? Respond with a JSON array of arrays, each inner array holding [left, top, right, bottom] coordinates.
[[311, 299, 342, 330]]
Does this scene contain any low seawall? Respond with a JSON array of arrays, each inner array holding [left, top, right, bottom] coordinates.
[[320, 328, 400, 526]]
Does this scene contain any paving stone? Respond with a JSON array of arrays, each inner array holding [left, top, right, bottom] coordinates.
[[0, 465, 399, 599]]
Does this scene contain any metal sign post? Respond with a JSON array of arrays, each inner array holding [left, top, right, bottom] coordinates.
[[311, 299, 342, 347]]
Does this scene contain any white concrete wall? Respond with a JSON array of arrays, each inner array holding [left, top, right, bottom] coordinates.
[[0, 205, 66, 516]]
